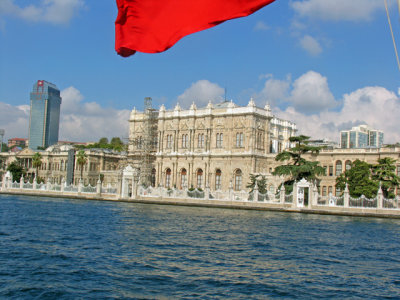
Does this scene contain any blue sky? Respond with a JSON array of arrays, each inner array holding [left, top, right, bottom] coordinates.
[[1, 0, 400, 143]]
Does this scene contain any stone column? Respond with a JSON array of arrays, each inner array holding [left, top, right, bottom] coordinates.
[[96, 178, 102, 197], [78, 178, 83, 194], [229, 179, 233, 201], [61, 177, 65, 193], [313, 183, 319, 207], [292, 181, 298, 208], [205, 184, 210, 200], [377, 184, 383, 209], [280, 184, 285, 204], [344, 183, 349, 208], [20, 176, 24, 189], [46, 178, 51, 191], [253, 182, 259, 202]]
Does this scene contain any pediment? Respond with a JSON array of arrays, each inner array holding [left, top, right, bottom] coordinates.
[[181, 122, 189, 130], [234, 119, 245, 129], [17, 148, 35, 156]]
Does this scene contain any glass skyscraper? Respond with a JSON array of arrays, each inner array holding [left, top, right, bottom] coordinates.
[[28, 80, 62, 150], [340, 125, 384, 149]]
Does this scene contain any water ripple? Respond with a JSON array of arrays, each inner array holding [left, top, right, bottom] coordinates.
[[1, 194, 400, 299]]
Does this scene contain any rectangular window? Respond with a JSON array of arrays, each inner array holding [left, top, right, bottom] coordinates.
[[328, 186, 333, 195], [216, 133, 223, 148], [167, 135, 172, 149], [329, 166, 333, 176], [322, 186, 327, 196], [198, 134, 204, 148], [215, 175, 221, 190], [236, 133, 244, 148], [197, 174, 203, 188]]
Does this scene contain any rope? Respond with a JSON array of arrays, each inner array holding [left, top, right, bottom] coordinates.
[[385, 0, 400, 72]]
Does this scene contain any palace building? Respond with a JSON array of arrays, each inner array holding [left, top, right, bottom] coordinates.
[[128, 99, 297, 191]]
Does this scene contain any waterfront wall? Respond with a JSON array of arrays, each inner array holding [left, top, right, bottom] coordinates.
[[2, 176, 400, 218]]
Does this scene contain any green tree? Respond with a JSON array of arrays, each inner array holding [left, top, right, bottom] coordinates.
[[32, 152, 42, 180], [76, 150, 87, 180], [246, 174, 267, 194], [336, 159, 379, 198], [272, 135, 325, 193], [98, 137, 109, 146], [372, 157, 400, 199], [110, 137, 124, 151], [7, 161, 25, 182]]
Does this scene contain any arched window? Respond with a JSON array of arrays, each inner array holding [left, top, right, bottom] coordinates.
[[180, 168, 187, 189], [335, 161, 342, 176], [345, 160, 352, 171], [196, 169, 203, 188], [215, 169, 222, 190], [165, 168, 171, 188], [234, 169, 242, 191]]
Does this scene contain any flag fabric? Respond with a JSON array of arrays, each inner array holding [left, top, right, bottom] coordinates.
[[115, 0, 275, 57]]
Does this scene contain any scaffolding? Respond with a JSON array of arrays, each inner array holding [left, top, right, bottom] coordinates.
[[140, 97, 158, 186]]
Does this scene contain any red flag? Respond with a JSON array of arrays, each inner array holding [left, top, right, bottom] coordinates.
[[115, 0, 275, 57]]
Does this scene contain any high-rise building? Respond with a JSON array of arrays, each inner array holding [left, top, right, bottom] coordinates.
[[340, 125, 384, 149], [28, 80, 62, 150]]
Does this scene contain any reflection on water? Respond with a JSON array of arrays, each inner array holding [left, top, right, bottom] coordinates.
[[1, 194, 400, 298]]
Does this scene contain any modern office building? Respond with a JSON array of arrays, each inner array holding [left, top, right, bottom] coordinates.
[[28, 80, 62, 150], [340, 125, 384, 149]]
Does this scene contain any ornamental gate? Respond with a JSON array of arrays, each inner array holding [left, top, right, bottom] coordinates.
[[296, 178, 311, 208]]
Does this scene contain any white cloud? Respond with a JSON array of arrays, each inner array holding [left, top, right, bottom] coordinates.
[[299, 35, 322, 56], [0, 102, 30, 140], [290, 0, 385, 22], [0, 0, 84, 25], [275, 86, 400, 143], [288, 71, 336, 114], [254, 74, 291, 107], [59, 87, 130, 142], [254, 21, 270, 31], [177, 80, 225, 109]]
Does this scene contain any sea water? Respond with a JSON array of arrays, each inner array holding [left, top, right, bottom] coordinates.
[[1, 194, 400, 299]]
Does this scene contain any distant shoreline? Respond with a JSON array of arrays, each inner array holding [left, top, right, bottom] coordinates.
[[2, 190, 400, 220]]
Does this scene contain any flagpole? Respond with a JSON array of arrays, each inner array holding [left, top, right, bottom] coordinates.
[[384, 0, 400, 72]]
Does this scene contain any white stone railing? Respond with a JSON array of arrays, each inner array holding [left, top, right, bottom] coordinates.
[[1, 177, 118, 198]]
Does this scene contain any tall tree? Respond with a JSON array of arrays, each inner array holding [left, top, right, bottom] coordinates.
[[110, 137, 124, 151], [98, 137, 109, 146], [246, 174, 267, 194], [76, 150, 87, 181], [372, 157, 400, 199], [336, 159, 379, 198], [272, 135, 325, 193], [32, 152, 42, 181], [7, 161, 25, 182]]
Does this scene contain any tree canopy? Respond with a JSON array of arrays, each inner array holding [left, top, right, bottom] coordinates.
[[7, 161, 25, 182], [336, 158, 400, 199], [272, 135, 325, 193], [75, 137, 126, 152]]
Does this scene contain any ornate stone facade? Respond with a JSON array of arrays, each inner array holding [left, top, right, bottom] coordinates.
[[0, 145, 125, 186], [128, 99, 297, 192]]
